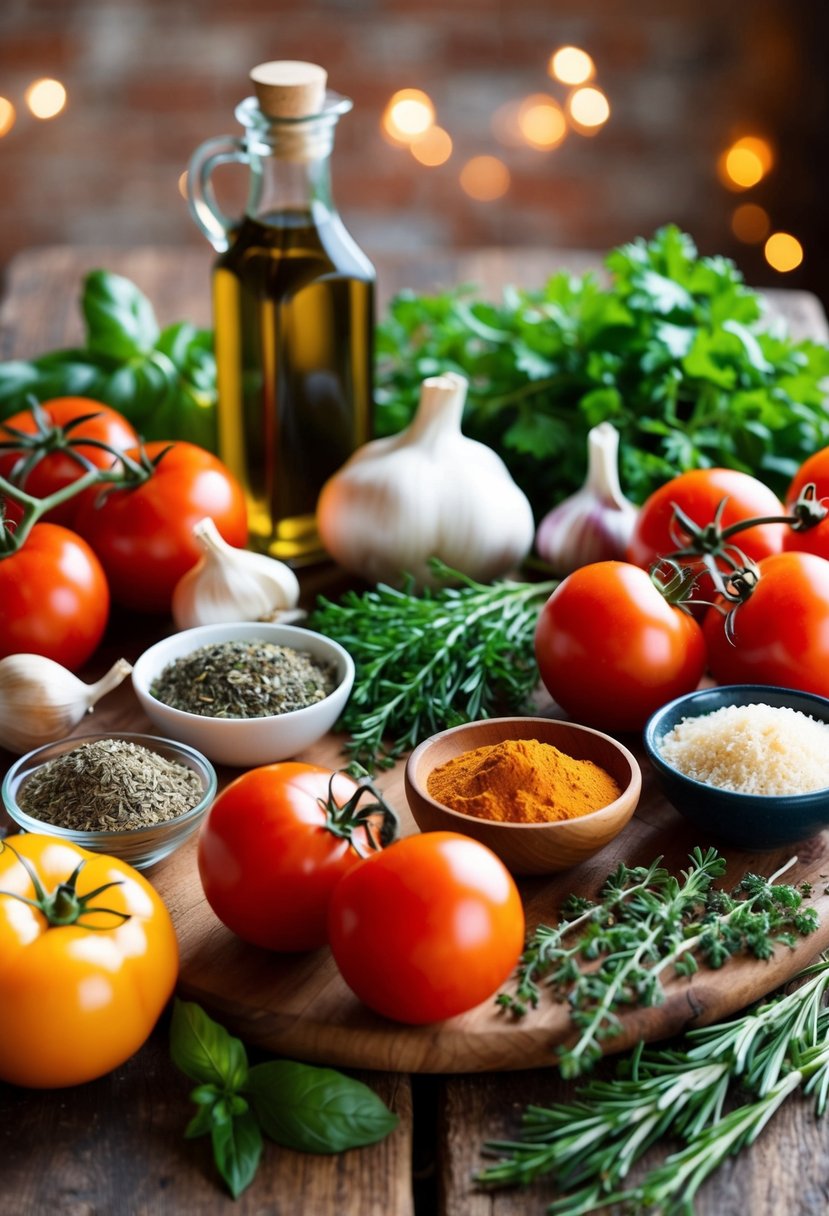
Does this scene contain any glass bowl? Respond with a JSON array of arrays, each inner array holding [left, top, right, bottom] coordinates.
[[2, 731, 217, 870]]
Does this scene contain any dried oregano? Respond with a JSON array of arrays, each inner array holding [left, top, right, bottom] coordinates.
[[150, 640, 336, 719], [18, 738, 204, 831]]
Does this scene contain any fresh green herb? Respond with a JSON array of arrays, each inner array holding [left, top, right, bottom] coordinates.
[[308, 559, 557, 769], [0, 271, 217, 449], [479, 958, 829, 1214], [497, 848, 818, 1078], [170, 1000, 398, 1199], [376, 226, 829, 518]]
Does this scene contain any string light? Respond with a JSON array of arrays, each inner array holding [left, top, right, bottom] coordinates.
[[24, 78, 67, 119], [382, 89, 435, 145], [764, 232, 803, 273], [566, 86, 610, 132], [718, 136, 774, 190], [731, 203, 770, 244], [410, 126, 452, 166], [459, 156, 510, 201], [549, 46, 595, 86], [517, 94, 566, 150], [0, 97, 15, 137]]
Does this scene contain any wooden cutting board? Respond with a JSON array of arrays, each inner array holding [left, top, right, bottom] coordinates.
[[150, 721, 829, 1074]]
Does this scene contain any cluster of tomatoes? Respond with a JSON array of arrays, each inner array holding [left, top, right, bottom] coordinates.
[[0, 397, 247, 669], [198, 762, 526, 1025], [534, 456, 829, 733]]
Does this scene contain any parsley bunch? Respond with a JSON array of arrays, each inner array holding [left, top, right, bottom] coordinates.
[[376, 226, 829, 518]]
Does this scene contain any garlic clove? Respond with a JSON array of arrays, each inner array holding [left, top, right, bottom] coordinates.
[[172, 518, 301, 630], [0, 655, 132, 755], [535, 422, 639, 575]]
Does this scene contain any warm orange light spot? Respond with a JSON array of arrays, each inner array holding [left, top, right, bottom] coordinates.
[[0, 97, 15, 137], [410, 125, 452, 166], [566, 86, 610, 131], [731, 203, 771, 244], [382, 89, 435, 144], [177, 170, 189, 200], [718, 138, 773, 191], [24, 78, 67, 119], [518, 94, 566, 150], [764, 232, 803, 273], [549, 46, 595, 86], [459, 156, 510, 202]]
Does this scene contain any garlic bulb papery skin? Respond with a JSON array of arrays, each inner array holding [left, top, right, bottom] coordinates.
[[535, 421, 639, 575], [172, 517, 301, 630], [0, 655, 133, 755], [316, 372, 535, 588]]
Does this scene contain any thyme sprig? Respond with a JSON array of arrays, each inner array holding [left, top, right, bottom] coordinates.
[[308, 560, 557, 769], [497, 849, 818, 1078], [480, 960, 829, 1214]]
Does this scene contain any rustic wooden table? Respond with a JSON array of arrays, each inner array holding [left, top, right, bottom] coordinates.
[[1, 246, 829, 1216]]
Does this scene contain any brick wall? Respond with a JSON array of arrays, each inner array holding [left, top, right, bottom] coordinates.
[[1, 0, 827, 304]]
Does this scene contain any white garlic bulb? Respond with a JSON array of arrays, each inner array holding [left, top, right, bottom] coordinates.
[[316, 372, 535, 587], [171, 517, 300, 630], [535, 422, 639, 574], [0, 655, 133, 755]]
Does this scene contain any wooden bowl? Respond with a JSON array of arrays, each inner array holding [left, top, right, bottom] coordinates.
[[405, 717, 641, 875]]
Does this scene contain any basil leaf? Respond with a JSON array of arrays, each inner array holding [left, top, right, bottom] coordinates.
[[246, 1060, 399, 1153], [185, 1105, 216, 1140], [170, 999, 249, 1090], [82, 269, 160, 358], [210, 1109, 263, 1199]]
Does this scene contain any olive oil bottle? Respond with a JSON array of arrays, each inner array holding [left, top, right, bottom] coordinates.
[[188, 61, 374, 563]]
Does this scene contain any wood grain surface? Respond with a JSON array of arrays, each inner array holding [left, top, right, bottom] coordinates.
[[3, 246, 829, 1216]]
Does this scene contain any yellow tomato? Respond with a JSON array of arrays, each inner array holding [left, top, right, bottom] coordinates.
[[0, 834, 179, 1088]]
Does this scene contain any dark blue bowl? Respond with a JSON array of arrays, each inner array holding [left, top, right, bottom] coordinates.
[[643, 685, 829, 850]]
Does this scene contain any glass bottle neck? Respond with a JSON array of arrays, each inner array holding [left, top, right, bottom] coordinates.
[[235, 93, 349, 222]]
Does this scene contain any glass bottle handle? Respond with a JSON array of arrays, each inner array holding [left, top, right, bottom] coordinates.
[[187, 135, 249, 253]]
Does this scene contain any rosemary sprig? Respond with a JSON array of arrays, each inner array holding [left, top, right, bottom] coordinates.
[[497, 849, 819, 1078], [308, 560, 557, 769], [479, 960, 829, 1214]]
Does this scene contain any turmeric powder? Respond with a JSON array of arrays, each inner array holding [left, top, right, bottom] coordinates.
[[426, 737, 621, 824]]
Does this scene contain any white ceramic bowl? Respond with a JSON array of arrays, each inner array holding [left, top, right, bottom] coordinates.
[[131, 622, 355, 768]]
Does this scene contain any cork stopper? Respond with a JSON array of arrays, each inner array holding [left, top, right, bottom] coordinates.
[[250, 61, 328, 119]]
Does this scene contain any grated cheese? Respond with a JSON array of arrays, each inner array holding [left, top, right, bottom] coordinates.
[[659, 702, 829, 796]]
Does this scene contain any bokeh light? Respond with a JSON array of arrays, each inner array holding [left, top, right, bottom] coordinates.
[[566, 86, 610, 132], [382, 89, 435, 144], [459, 156, 510, 202], [731, 203, 771, 244], [718, 136, 774, 191], [24, 78, 67, 119], [518, 94, 567, 150], [491, 99, 525, 148], [178, 170, 189, 200], [764, 232, 803, 273], [410, 125, 453, 166], [549, 46, 595, 86], [0, 97, 15, 138]]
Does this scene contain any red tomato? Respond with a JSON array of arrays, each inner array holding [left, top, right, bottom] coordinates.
[[703, 551, 829, 697], [0, 398, 138, 527], [627, 468, 786, 574], [198, 763, 391, 953], [534, 561, 706, 732], [783, 447, 829, 561], [328, 831, 525, 1025], [0, 523, 109, 669], [73, 440, 247, 613]]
